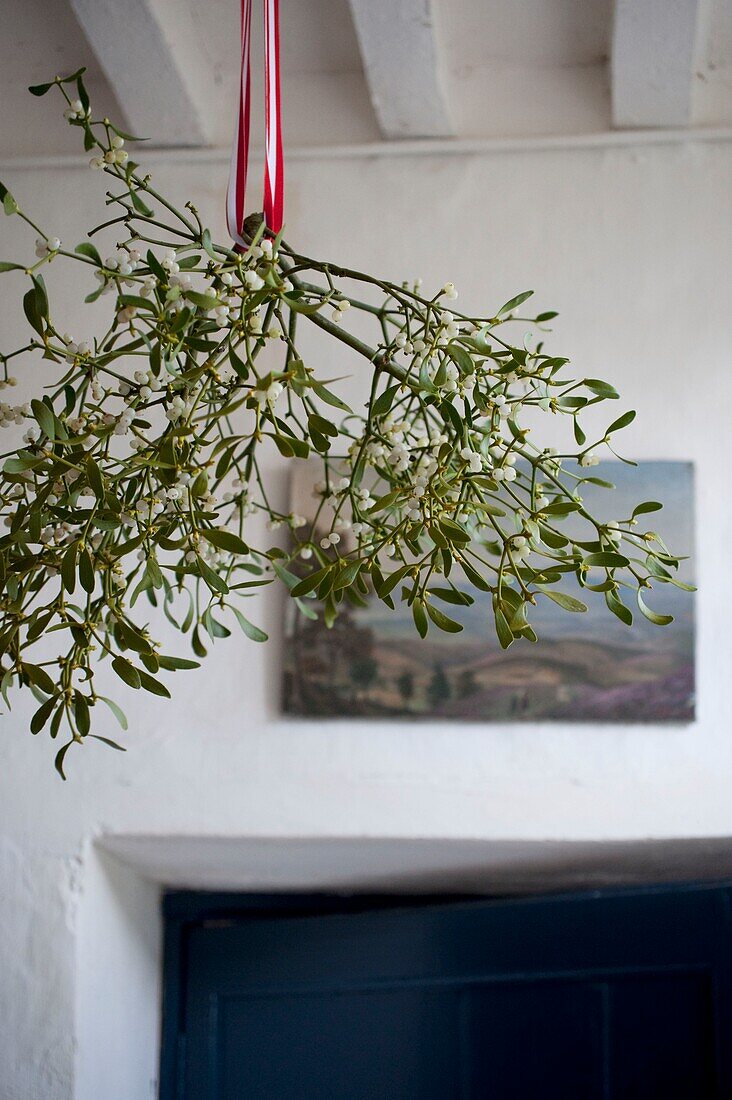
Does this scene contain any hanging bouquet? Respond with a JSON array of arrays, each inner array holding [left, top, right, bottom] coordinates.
[[0, 72, 691, 774]]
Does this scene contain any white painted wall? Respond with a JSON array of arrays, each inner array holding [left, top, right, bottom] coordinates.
[[0, 134, 731, 1097], [74, 846, 160, 1100]]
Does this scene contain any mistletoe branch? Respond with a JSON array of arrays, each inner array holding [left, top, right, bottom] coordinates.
[[0, 70, 692, 776]]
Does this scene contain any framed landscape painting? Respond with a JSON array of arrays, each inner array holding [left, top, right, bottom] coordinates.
[[283, 461, 695, 723]]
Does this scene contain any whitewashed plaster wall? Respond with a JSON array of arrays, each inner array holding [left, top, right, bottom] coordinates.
[[0, 135, 731, 1098]]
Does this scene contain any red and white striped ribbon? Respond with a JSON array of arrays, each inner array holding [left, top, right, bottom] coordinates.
[[226, 0, 284, 248], [262, 0, 284, 235]]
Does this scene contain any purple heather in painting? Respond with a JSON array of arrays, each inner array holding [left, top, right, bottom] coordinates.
[[283, 461, 694, 723]]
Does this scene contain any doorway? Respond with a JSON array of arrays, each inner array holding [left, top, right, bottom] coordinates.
[[160, 881, 732, 1098]]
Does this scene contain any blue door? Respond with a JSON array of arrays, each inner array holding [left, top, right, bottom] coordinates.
[[161, 882, 732, 1098]]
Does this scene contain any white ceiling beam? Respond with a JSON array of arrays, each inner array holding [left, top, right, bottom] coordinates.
[[68, 0, 214, 147], [347, 0, 452, 139], [611, 0, 708, 128]]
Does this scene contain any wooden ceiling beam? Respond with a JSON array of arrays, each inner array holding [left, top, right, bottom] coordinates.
[[347, 0, 453, 139], [69, 0, 214, 146], [611, 0, 708, 128]]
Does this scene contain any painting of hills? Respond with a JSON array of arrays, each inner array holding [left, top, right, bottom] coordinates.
[[282, 461, 695, 723]]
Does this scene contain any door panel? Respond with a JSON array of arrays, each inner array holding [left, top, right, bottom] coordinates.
[[217, 988, 460, 1100], [467, 982, 607, 1099], [162, 883, 732, 1099], [608, 972, 715, 1098]]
